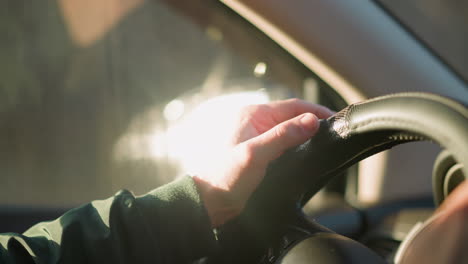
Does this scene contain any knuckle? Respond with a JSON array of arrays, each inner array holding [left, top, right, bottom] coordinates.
[[241, 105, 256, 114], [234, 142, 256, 168], [239, 106, 256, 120], [241, 142, 256, 165], [241, 104, 269, 116], [275, 123, 299, 139], [287, 98, 302, 104], [274, 125, 288, 139]]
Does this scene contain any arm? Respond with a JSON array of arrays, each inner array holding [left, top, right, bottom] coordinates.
[[0, 177, 216, 263]]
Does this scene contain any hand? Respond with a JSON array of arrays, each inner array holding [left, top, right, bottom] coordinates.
[[192, 99, 334, 227], [394, 181, 468, 263]]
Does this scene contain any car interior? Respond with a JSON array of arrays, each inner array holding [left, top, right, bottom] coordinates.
[[1, 0, 467, 263]]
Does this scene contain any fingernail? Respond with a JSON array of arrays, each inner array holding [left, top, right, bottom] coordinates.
[[300, 113, 318, 133]]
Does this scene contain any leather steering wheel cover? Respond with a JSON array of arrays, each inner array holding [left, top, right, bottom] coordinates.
[[335, 92, 468, 177], [285, 92, 468, 205]]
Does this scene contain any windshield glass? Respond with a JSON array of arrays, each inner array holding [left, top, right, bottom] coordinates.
[[377, 0, 468, 83]]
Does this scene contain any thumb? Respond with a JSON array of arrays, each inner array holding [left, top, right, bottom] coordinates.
[[246, 113, 319, 164]]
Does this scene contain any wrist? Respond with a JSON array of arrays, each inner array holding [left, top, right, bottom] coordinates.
[[192, 176, 243, 227]]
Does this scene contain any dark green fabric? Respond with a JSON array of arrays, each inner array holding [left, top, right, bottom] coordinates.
[[0, 176, 217, 263]]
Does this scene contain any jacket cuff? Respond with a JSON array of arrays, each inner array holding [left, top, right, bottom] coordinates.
[[135, 176, 217, 262]]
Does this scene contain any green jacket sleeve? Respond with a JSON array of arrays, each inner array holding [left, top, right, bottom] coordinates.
[[0, 176, 217, 264]]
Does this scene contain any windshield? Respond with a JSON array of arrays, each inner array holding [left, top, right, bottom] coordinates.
[[377, 0, 468, 83]]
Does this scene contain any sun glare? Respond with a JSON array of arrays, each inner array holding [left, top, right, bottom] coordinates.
[[155, 90, 270, 175], [114, 90, 271, 176]]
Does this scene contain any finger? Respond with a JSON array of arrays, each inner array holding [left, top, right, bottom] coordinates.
[[268, 98, 334, 123], [245, 112, 319, 164]]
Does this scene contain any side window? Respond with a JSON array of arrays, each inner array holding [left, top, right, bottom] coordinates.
[[0, 0, 345, 206]]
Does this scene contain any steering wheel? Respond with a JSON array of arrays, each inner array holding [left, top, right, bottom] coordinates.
[[206, 93, 468, 264]]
